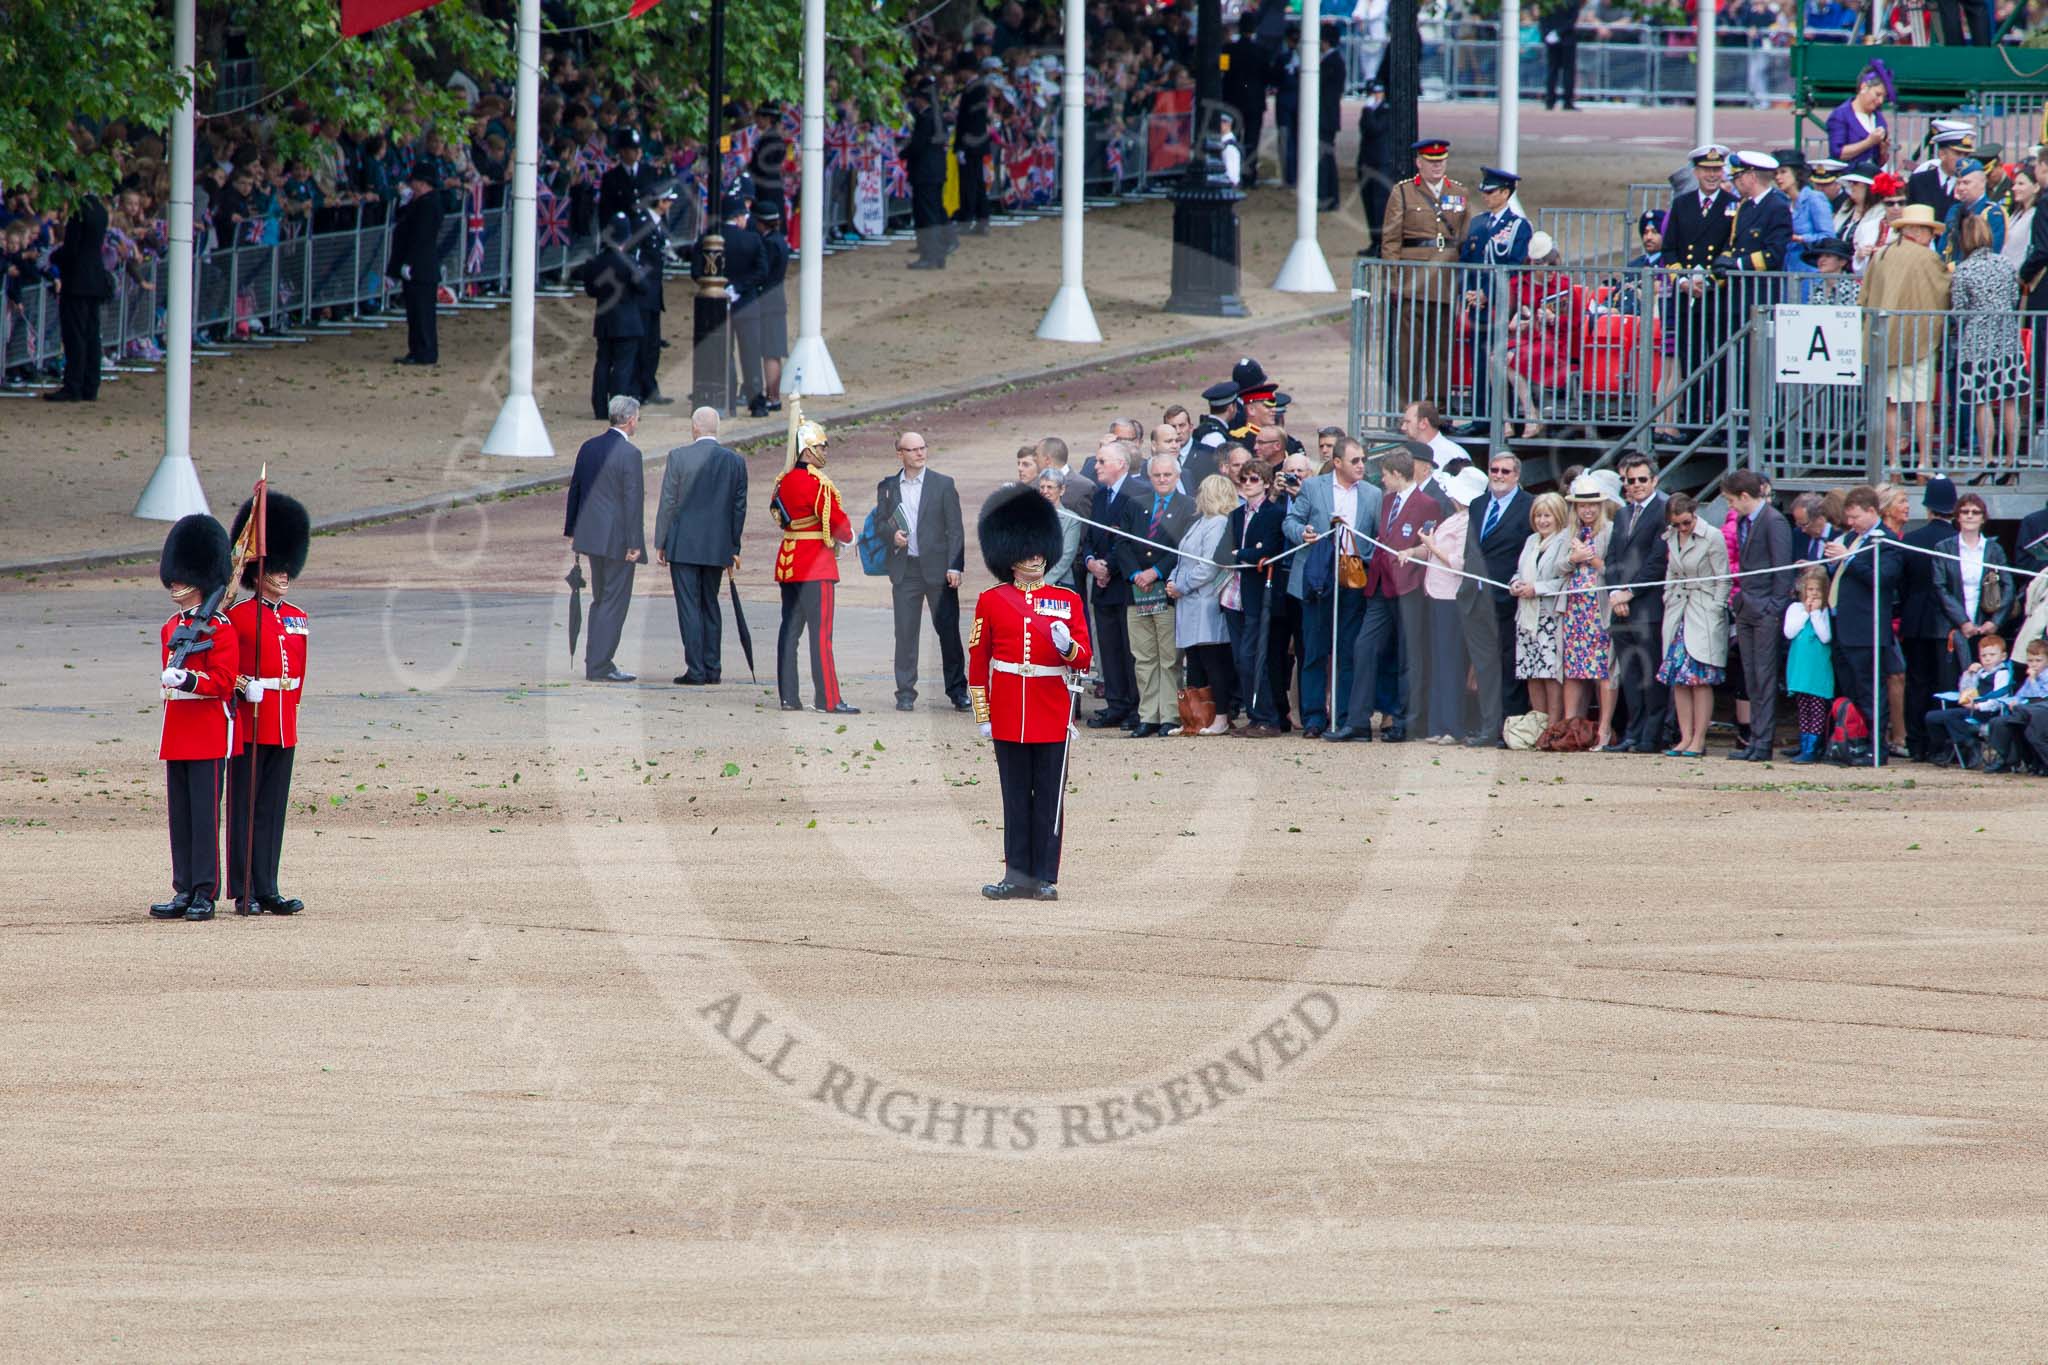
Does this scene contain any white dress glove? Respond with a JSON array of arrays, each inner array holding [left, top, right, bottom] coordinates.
[[400, 263, 412, 282], [244, 679, 266, 703], [1049, 620, 1073, 654], [978, 722, 993, 740], [161, 667, 191, 690]]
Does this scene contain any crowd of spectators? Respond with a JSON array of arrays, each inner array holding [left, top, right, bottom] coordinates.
[[984, 360, 2048, 774]]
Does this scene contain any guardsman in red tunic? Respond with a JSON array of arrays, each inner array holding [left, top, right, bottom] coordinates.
[[225, 492, 311, 917], [152, 514, 241, 923], [771, 413, 859, 713], [968, 485, 1092, 901]]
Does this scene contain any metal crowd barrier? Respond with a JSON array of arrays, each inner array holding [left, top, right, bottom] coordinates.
[[1339, 22, 1796, 105], [1347, 256, 2048, 489]]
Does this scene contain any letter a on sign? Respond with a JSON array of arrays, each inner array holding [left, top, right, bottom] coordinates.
[[1806, 326, 1832, 362]]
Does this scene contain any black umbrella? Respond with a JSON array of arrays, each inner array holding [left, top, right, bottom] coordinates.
[[727, 568, 757, 682], [564, 560, 585, 662]]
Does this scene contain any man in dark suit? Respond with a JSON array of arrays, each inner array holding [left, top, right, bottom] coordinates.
[[1663, 147, 1738, 424], [1896, 476, 1957, 760], [1725, 471, 1795, 760], [1458, 452, 1530, 746], [1334, 448, 1439, 743], [876, 430, 968, 711], [1906, 124, 1971, 217], [1605, 454, 1671, 752], [577, 212, 652, 421], [597, 128, 654, 224], [1222, 13, 1269, 187], [45, 191, 113, 403], [1315, 23, 1345, 210], [2021, 147, 2048, 438], [903, 78, 952, 269], [1081, 439, 1141, 729], [566, 398, 646, 683], [1116, 449, 1198, 736], [654, 405, 747, 686], [1825, 485, 1905, 761], [1540, 0, 1584, 110], [387, 169, 444, 366]]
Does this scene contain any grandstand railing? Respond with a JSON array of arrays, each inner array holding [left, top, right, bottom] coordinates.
[[1347, 256, 2048, 487], [1339, 21, 1801, 104]]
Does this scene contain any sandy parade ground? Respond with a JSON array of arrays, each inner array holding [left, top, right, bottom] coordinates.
[[5, 102, 2047, 1359]]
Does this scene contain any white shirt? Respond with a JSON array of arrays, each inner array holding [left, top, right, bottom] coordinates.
[[1332, 479, 1360, 534], [898, 470, 925, 557], [1427, 431, 1469, 466], [1960, 535, 1985, 621]]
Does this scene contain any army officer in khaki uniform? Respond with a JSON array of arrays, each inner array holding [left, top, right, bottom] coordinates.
[[1379, 137, 1471, 416]]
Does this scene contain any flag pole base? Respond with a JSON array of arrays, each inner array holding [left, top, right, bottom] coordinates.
[[1273, 236, 1337, 293], [133, 452, 211, 522], [1035, 283, 1103, 344], [786, 334, 844, 396], [481, 391, 554, 458]]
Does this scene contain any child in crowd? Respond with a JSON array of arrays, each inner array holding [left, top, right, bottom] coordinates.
[[1982, 639, 2048, 774], [1783, 567, 1835, 764], [1926, 633, 2018, 769]]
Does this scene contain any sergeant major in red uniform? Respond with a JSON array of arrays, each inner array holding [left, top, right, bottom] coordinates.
[[772, 413, 859, 713], [152, 514, 240, 923], [968, 485, 1092, 902], [225, 492, 311, 916]]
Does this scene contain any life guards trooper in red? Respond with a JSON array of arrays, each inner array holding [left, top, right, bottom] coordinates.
[[772, 412, 859, 713], [152, 514, 241, 923], [225, 492, 311, 917], [968, 485, 1092, 901]]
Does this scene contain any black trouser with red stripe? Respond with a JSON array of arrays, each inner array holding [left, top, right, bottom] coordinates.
[[993, 739, 1065, 888], [226, 743, 296, 901], [778, 579, 844, 710], [165, 758, 224, 898]]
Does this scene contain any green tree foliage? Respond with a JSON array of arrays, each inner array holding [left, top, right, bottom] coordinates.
[[0, 0, 918, 202], [0, 0, 190, 201]]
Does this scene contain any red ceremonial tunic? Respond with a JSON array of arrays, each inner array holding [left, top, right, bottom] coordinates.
[[771, 463, 852, 584], [228, 597, 309, 750], [967, 581, 1093, 744], [158, 608, 241, 761]]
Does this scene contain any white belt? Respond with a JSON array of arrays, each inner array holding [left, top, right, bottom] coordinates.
[[253, 677, 302, 691], [162, 689, 218, 701], [990, 660, 1069, 679]]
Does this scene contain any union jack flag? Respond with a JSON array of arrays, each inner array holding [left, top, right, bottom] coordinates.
[[242, 218, 267, 245], [536, 189, 571, 249], [886, 154, 909, 199], [1105, 137, 1125, 189], [1030, 142, 1057, 206], [779, 104, 800, 141], [825, 120, 855, 173], [466, 182, 486, 277]]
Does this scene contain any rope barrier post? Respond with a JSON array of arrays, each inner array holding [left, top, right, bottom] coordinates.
[[1871, 537, 1882, 771]]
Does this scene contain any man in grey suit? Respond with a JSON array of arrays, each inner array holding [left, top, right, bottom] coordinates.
[[876, 430, 968, 711], [1725, 470, 1794, 761], [654, 405, 748, 686], [1282, 436, 1382, 738], [567, 396, 646, 682]]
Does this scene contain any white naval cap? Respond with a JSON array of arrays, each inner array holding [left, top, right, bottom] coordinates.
[[1731, 149, 1780, 172]]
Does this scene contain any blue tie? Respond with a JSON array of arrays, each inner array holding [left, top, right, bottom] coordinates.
[[1482, 497, 1502, 539]]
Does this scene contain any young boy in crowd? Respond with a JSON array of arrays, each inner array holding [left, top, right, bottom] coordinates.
[[1983, 639, 2048, 774], [152, 515, 242, 922], [1925, 633, 2018, 769]]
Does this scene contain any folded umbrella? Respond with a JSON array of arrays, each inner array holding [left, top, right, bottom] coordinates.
[[565, 560, 586, 663], [727, 568, 756, 683]]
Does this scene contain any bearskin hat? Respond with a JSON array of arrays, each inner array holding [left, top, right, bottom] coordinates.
[[229, 492, 310, 587], [159, 514, 232, 594], [978, 483, 1063, 583]]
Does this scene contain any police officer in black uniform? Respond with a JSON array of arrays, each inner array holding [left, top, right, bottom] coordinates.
[[598, 128, 655, 224], [696, 183, 770, 416], [953, 54, 995, 235], [577, 212, 652, 421], [904, 76, 952, 269], [633, 179, 676, 406]]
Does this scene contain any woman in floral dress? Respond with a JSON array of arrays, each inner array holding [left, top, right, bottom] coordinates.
[[1559, 475, 1616, 745]]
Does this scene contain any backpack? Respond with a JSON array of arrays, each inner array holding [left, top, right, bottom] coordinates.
[[1826, 697, 1872, 766], [856, 507, 890, 577]]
